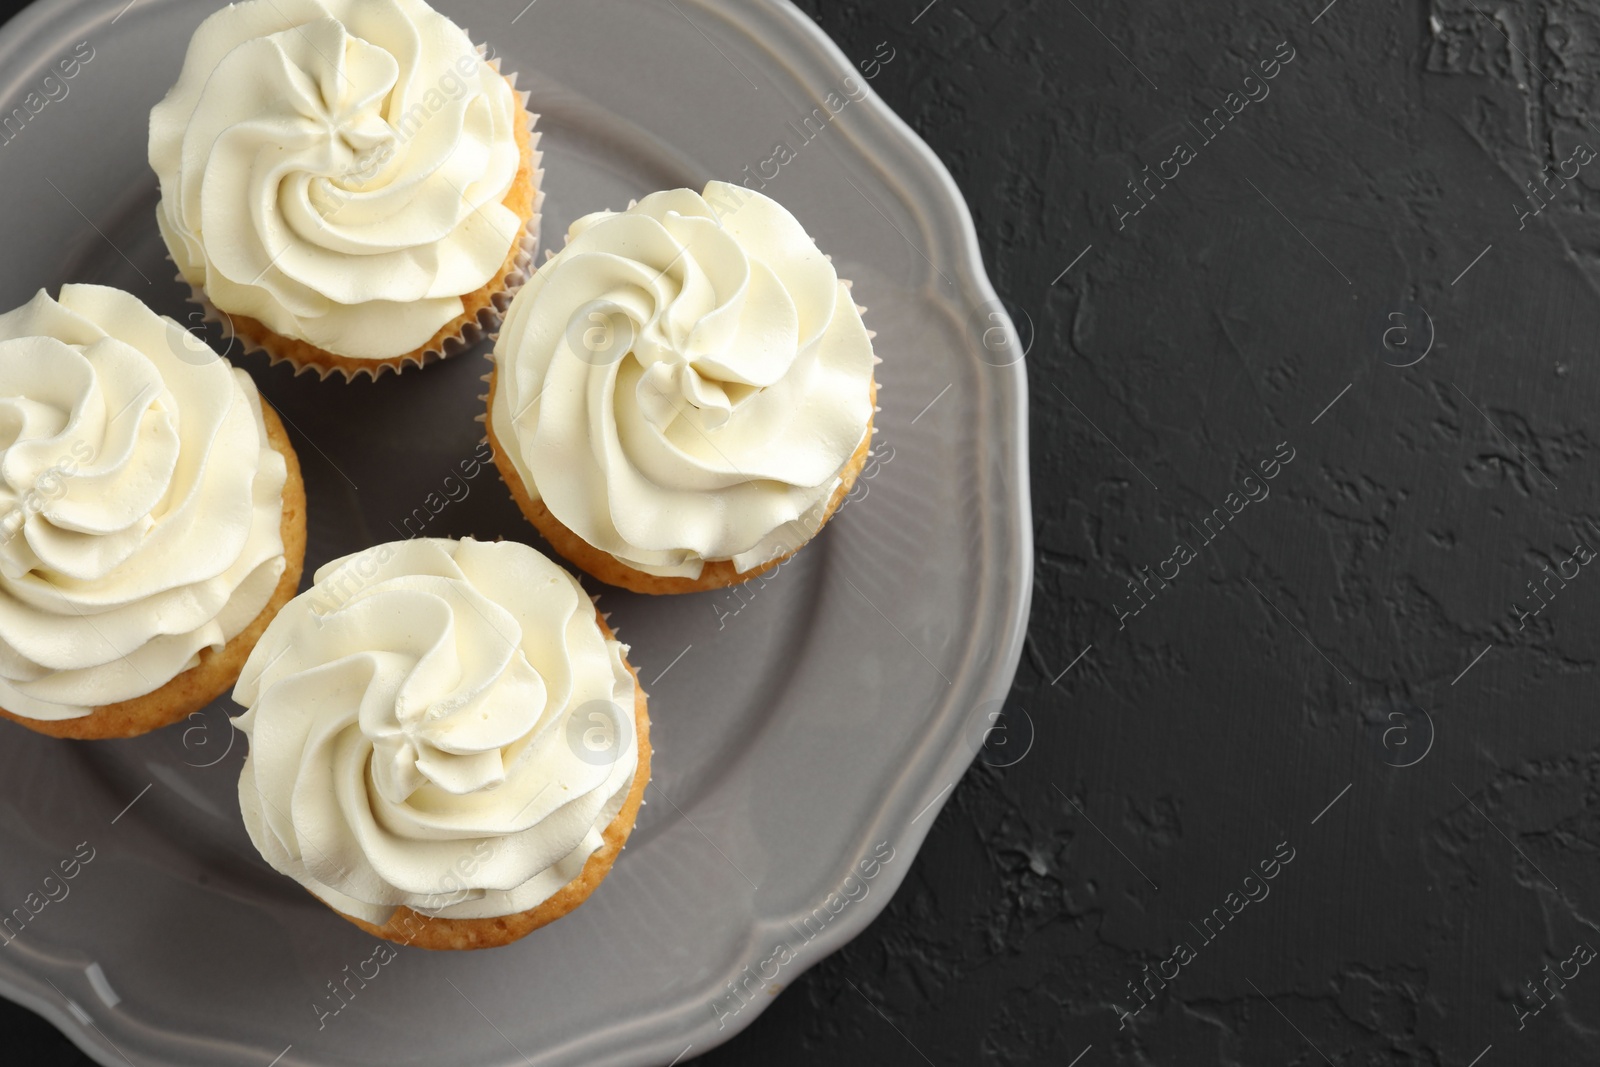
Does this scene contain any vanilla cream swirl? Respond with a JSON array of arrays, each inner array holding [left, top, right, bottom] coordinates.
[[491, 182, 876, 578], [149, 0, 523, 360], [234, 538, 640, 923], [0, 285, 287, 721]]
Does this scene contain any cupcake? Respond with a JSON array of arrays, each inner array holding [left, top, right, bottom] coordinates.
[[149, 0, 541, 380], [233, 538, 650, 951], [487, 181, 878, 594], [0, 285, 306, 740]]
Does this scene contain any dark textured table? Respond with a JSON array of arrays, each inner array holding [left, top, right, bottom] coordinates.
[[7, 0, 1600, 1064]]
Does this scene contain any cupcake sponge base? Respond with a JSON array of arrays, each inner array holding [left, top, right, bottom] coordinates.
[[334, 611, 652, 951], [0, 401, 308, 740]]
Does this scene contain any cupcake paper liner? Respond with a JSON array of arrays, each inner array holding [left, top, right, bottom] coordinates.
[[181, 46, 543, 383]]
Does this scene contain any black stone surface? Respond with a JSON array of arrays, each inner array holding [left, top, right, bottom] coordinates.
[[6, 0, 1600, 1064]]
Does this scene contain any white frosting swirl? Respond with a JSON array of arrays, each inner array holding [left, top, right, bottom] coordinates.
[[490, 181, 875, 578], [0, 285, 288, 721], [233, 538, 640, 923], [149, 0, 523, 360]]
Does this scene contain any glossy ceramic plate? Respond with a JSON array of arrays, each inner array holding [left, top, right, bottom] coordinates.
[[0, 0, 1031, 1063]]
